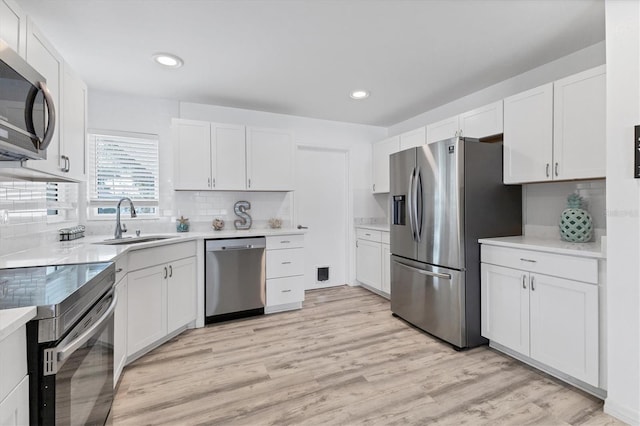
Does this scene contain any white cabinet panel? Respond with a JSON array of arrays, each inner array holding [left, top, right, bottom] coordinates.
[[167, 257, 197, 334], [372, 136, 399, 193], [481, 263, 530, 356], [503, 83, 554, 184], [114, 276, 128, 386], [0, 325, 26, 403], [356, 239, 382, 290], [127, 265, 167, 356], [426, 116, 459, 144], [61, 65, 87, 180], [212, 123, 245, 190], [246, 127, 294, 191], [381, 244, 391, 294], [266, 276, 305, 306], [460, 101, 503, 139], [0, 375, 28, 426], [399, 127, 425, 150], [0, 0, 26, 56], [266, 234, 304, 250], [266, 248, 304, 279], [553, 66, 606, 180], [173, 119, 211, 190], [529, 273, 599, 386]]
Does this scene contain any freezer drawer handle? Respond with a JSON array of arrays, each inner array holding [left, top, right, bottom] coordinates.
[[393, 261, 451, 280]]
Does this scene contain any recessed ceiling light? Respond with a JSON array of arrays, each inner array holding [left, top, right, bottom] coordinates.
[[152, 53, 184, 68], [350, 90, 370, 100]]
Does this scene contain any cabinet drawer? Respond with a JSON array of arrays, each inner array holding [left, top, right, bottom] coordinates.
[[481, 244, 597, 284], [356, 228, 382, 242], [0, 325, 27, 403], [128, 241, 196, 272], [266, 276, 304, 306], [267, 248, 304, 279], [266, 234, 304, 250], [381, 231, 390, 245]]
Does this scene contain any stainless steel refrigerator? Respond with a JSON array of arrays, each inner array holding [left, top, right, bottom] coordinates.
[[390, 136, 521, 349]]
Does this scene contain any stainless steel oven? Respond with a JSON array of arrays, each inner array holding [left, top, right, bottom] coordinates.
[[0, 262, 115, 425]]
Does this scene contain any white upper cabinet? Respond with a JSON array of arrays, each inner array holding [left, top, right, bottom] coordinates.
[[60, 64, 87, 181], [0, 0, 26, 57], [553, 66, 606, 180], [460, 101, 503, 139], [503, 83, 554, 184], [212, 123, 245, 190], [426, 115, 460, 144], [399, 127, 426, 150], [426, 100, 503, 144], [372, 136, 400, 193], [173, 119, 212, 190], [504, 66, 606, 184], [246, 127, 294, 191]]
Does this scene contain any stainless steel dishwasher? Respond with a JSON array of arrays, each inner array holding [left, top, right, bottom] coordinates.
[[205, 237, 266, 323]]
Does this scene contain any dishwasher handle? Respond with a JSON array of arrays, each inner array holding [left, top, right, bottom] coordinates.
[[221, 244, 257, 250], [206, 237, 266, 252]]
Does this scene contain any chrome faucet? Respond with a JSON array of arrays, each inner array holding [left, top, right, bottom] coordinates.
[[114, 197, 137, 239]]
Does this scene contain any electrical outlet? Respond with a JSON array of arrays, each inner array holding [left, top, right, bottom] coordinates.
[[0, 210, 8, 225]]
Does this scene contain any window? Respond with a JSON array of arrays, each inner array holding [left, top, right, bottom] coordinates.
[[46, 182, 77, 223], [88, 131, 159, 219]]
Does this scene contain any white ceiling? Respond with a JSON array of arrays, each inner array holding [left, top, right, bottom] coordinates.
[[16, 0, 605, 127]]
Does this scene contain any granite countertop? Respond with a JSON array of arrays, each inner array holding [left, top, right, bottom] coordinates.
[[0, 228, 305, 269], [355, 224, 390, 232], [478, 235, 605, 259], [0, 306, 36, 341]]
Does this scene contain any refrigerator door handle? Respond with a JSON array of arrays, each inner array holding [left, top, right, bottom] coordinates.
[[393, 260, 452, 280], [414, 168, 423, 242], [407, 168, 417, 241]]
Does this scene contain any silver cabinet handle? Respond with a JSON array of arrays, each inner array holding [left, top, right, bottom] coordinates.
[[373, 183, 376, 192], [57, 291, 117, 363], [248, 178, 251, 188], [520, 258, 537, 263], [207, 177, 211, 187], [164, 266, 168, 279], [297, 225, 308, 229], [280, 240, 290, 244], [281, 289, 292, 293], [546, 163, 550, 178], [281, 261, 291, 265], [66, 156, 70, 172], [531, 276, 535, 291], [38, 81, 56, 150], [522, 275, 527, 289], [365, 233, 371, 236], [115, 268, 123, 273], [555, 162, 559, 177], [356, 240, 359, 248], [60, 155, 67, 172], [212, 178, 215, 188], [393, 260, 451, 280], [169, 265, 173, 278]]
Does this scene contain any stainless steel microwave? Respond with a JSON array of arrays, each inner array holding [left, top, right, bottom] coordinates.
[[0, 39, 55, 161]]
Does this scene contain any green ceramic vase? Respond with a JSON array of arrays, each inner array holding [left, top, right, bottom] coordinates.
[[559, 194, 592, 243]]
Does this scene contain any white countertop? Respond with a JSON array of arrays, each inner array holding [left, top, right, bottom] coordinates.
[[355, 224, 390, 232], [478, 235, 605, 259], [0, 307, 36, 341], [0, 228, 305, 269]]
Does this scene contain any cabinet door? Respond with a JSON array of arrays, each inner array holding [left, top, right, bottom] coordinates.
[[372, 136, 399, 193], [0, 0, 26, 56], [246, 127, 294, 191], [167, 257, 197, 334], [61, 64, 87, 181], [25, 19, 63, 176], [127, 264, 167, 356], [529, 273, 598, 386], [553, 66, 606, 180], [481, 263, 530, 356], [503, 83, 553, 183], [212, 123, 245, 190], [114, 276, 128, 386], [460, 101, 503, 139], [0, 375, 28, 426], [426, 115, 460, 144], [173, 119, 211, 190], [399, 127, 426, 150], [381, 244, 391, 295], [356, 239, 382, 290]]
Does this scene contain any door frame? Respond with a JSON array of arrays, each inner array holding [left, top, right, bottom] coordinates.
[[293, 144, 351, 289]]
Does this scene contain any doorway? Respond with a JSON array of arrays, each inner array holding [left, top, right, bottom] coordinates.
[[295, 146, 349, 290]]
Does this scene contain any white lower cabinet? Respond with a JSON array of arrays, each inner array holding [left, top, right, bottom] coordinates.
[[265, 234, 305, 313], [113, 258, 128, 386], [0, 375, 28, 426], [481, 244, 599, 388], [355, 227, 390, 298], [126, 242, 197, 360], [0, 323, 28, 426]]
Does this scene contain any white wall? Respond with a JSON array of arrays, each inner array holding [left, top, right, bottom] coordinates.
[[603, 1, 640, 424]]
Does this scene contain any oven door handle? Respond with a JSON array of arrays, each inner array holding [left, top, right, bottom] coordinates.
[[57, 290, 117, 363]]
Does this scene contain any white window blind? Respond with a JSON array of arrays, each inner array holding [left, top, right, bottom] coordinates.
[[88, 131, 159, 218]]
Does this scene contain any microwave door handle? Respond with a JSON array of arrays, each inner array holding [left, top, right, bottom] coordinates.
[[407, 168, 416, 241], [57, 291, 117, 364], [38, 81, 56, 151], [24, 85, 39, 137]]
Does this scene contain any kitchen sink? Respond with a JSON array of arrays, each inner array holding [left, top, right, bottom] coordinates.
[[94, 235, 177, 245]]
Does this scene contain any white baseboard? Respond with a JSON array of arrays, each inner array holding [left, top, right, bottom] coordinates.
[[605, 399, 640, 425]]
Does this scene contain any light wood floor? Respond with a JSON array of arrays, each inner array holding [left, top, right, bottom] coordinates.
[[111, 286, 624, 425]]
